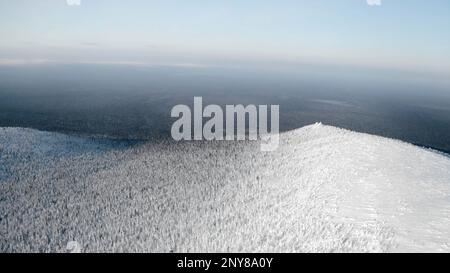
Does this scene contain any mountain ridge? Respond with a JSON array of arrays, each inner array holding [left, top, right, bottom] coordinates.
[[1, 124, 450, 252]]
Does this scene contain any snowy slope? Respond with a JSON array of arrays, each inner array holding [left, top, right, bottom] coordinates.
[[1, 124, 450, 253]]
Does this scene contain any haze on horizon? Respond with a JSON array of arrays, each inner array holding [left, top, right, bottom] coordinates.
[[0, 0, 449, 78]]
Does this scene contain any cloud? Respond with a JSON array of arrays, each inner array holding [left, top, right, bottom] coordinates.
[[0, 58, 212, 69], [367, 0, 381, 6], [66, 0, 81, 6], [0, 59, 54, 66], [81, 42, 99, 47]]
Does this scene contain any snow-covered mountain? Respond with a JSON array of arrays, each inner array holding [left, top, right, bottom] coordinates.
[[1, 123, 450, 253]]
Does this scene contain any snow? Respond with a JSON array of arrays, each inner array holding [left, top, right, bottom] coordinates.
[[1, 123, 450, 253]]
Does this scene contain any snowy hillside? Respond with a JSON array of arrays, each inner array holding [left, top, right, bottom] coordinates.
[[1, 124, 450, 253]]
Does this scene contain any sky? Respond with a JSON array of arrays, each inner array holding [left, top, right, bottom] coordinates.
[[0, 0, 449, 75]]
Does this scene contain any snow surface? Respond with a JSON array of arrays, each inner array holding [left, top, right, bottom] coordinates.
[[1, 123, 450, 253]]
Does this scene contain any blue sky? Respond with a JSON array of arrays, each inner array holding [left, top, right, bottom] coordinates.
[[0, 0, 449, 75]]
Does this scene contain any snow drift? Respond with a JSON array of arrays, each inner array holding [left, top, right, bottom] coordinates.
[[1, 124, 450, 253]]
